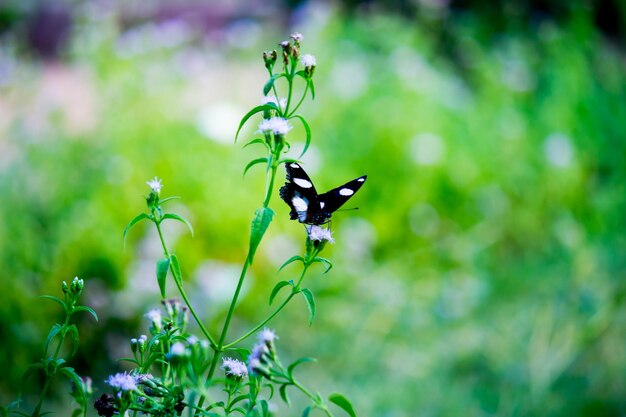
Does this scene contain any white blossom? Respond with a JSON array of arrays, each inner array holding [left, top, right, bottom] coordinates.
[[258, 117, 292, 136], [222, 357, 248, 378], [170, 342, 187, 356], [146, 176, 162, 193], [301, 54, 316, 67], [106, 372, 137, 391], [145, 309, 162, 330], [290, 33, 303, 43], [307, 225, 334, 243], [258, 328, 278, 343]]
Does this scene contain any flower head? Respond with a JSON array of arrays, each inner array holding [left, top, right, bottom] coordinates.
[[146, 177, 162, 194], [258, 328, 278, 344], [222, 357, 248, 378], [145, 309, 162, 332], [290, 33, 303, 44], [262, 95, 287, 109], [301, 54, 316, 67], [106, 372, 137, 391], [258, 117, 292, 136], [170, 342, 187, 357], [307, 225, 334, 244]]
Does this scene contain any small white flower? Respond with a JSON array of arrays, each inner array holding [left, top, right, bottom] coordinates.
[[258, 117, 292, 136], [222, 357, 248, 378], [145, 309, 162, 330], [146, 176, 162, 193], [135, 373, 154, 383], [187, 335, 199, 345], [307, 225, 334, 243], [258, 328, 278, 343], [290, 32, 303, 42], [301, 54, 316, 67], [106, 372, 137, 391], [261, 95, 287, 109], [170, 342, 187, 356]]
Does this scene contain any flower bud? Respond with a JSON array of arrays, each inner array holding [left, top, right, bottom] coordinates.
[[61, 281, 69, 294]]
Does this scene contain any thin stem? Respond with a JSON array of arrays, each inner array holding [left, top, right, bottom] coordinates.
[[292, 379, 334, 417], [155, 221, 217, 349], [287, 82, 310, 118]]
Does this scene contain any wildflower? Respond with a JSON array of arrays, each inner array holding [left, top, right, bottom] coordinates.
[[262, 95, 287, 109], [222, 357, 248, 378], [187, 335, 199, 345], [258, 117, 292, 136], [170, 342, 187, 357], [162, 298, 182, 317], [145, 309, 162, 332], [146, 176, 162, 194], [307, 225, 334, 244], [301, 54, 316, 67], [135, 373, 154, 384], [290, 32, 303, 45], [70, 277, 84, 294], [106, 372, 137, 391], [258, 328, 278, 344]]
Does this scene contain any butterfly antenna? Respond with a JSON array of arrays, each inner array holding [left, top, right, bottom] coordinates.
[[334, 207, 360, 213]]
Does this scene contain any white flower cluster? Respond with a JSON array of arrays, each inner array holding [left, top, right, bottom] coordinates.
[[307, 225, 334, 244], [262, 95, 287, 109], [146, 176, 162, 193], [222, 357, 248, 378], [301, 54, 316, 67], [106, 372, 138, 391], [258, 117, 292, 136]]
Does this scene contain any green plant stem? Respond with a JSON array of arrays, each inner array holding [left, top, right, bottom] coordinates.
[[224, 264, 310, 349], [287, 82, 310, 118], [154, 221, 217, 349], [293, 379, 334, 417]]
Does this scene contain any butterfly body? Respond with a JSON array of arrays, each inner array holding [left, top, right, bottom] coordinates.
[[279, 163, 367, 225]]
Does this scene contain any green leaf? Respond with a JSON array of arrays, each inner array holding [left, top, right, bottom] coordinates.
[[308, 78, 315, 100], [279, 255, 305, 271], [40, 295, 66, 311], [161, 213, 194, 236], [301, 288, 316, 325], [158, 196, 181, 205], [44, 324, 62, 355], [259, 400, 269, 417], [290, 115, 312, 158], [72, 306, 98, 322], [123, 213, 150, 248], [311, 257, 333, 274], [263, 74, 284, 96], [235, 105, 274, 142], [243, 138, 270, 150], [269, 280, 292, 305], [287, 357, 316, 377], [156, 257, 171, 298], [244, 157, 269, 176], [279, 384, 290, 406], [329, 393, 357, 417], [20, 363, 43, 392], [249, 207, 274, 263], [301, 406, 312, 417], [66, 324, 79, 357], [170, 255, 182, 285], [57, 367, 87, 417]]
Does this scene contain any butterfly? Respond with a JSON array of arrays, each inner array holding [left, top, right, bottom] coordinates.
[[279, 162, 367, 225]]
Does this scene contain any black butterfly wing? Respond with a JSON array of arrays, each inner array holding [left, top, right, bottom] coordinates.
[[279, 163, 321, 223], [317, 175, 367, 217]]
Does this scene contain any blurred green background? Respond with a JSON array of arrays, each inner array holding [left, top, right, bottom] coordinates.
[[1, 0, 626, 416]]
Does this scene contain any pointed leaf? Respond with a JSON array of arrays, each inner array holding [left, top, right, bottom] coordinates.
[[277, 158, 301, 166], [249, 207, 274, 262], [44, 324, 63, 355], [161, 213, 194, 236], [243, 138, 270, 150], [123, 213, 150, 247], [156, 257, 171, 298], [170, 254, 182, 285], [287, 357, 316, 377], [279, 384, 290, 406], [235, 104, 274, 142], [302, 406, 312, 417], [308, 78, 315, 100], [244, 158, 269, 176], [300, 288, 316, 325], [72, 305, 98, 321], [279, 255, 305, 272], [57, 367, 87, 417], [66, 324, 79, 357], [329, 393, 357, 417], [269, 280, 292, 305], [40, 295, 66, 310], [20, 363, 43, 395], [159, 196, 181, 205], [291, 115, 311, 158], [259, 400, 269, 417], [263, 74, 284, 96], [312, 257, 333, 274]]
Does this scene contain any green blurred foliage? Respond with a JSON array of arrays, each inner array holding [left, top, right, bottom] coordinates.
[[1, 3, 625, 416]]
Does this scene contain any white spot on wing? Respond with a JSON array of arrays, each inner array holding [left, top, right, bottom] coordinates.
[[290, 163, 300, 168], [339, 188, 354, 196], [357, 178, 365, 182], [320, 202, 325, 209], [292, 196, 308, 212], [294, 178, 313, 188]]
